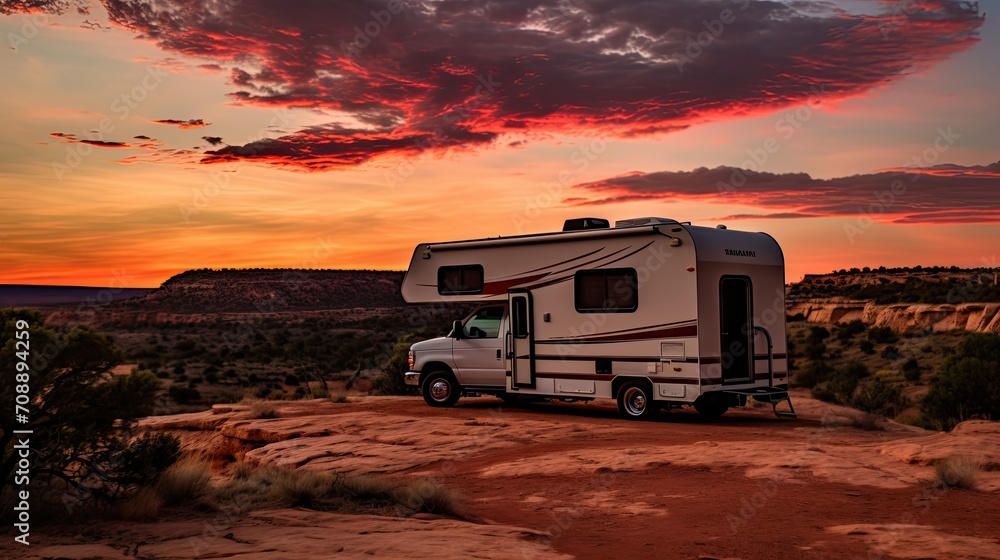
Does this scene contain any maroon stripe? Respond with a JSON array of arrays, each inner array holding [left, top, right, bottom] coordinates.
[[534, 372, 699, 385], [572, 324, 697, 343], [512, 246, 607, 275], [534, 355, 662, 362], [480, 273, 548, 296]]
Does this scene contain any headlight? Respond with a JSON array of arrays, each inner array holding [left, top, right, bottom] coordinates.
[[407, 349, 414, 370]]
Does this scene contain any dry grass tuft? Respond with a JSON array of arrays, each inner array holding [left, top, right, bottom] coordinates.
[[248, 401, 277, 419], [850, 412, 885, 431], [396, 478, 462, 516], [329, 390, 349, 403], [115, 487, 163, 520], [157, 458, 212, 506], [935, 455, 982, 489]]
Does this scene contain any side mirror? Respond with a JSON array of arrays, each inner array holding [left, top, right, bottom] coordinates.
[[450, 320, 465, 339]]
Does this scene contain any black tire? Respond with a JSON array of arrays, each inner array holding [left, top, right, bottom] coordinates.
[[421, 371, 461, 407], [616, 382, 655, 420], [694, 394, 730, 419], [497, 393, 521, 405]]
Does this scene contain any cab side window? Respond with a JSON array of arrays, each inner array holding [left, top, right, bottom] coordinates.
[[464, 305, 505, 338]]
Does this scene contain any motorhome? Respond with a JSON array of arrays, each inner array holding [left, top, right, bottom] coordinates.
[[400, 217, 795, 419]]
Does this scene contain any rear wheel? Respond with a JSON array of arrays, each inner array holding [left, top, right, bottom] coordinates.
[[694, 393, 730, 419], [617, 382, 655, 420], [421, 371, 461, 407]]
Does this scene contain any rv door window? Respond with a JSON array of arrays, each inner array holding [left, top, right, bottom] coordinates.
[[437, 265, 484, 295], [464, 305, 504, 338], [574, 268, 638, 313]]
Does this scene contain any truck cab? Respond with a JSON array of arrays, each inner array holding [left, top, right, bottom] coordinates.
[[404, 303, 509, 406]]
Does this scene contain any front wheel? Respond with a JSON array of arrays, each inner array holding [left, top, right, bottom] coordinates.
[[421, 371, 461, 407], [617, 382, 655, 420]]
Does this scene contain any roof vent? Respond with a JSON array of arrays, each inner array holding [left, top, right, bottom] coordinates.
[[614, 217, 680, 228], [562, 217, 610, 231]]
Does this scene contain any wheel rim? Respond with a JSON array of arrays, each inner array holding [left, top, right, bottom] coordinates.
[[624, 387, 647, 416], [430, 379, 451, 401]]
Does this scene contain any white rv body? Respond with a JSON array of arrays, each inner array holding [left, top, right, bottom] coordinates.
[[400, 217, 794, 419]]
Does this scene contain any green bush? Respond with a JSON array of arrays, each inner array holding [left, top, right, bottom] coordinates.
[[836, 320, 867, 341], [794, 361, 833, 388], [813, 362, 870, 405], [902, 358, 922, 382], [804, 341, 827, 360], [921, 333, 1000, 430], [867, 326, 898, 344], [369, 335, 417, 396], [853, 377, 906, 417]]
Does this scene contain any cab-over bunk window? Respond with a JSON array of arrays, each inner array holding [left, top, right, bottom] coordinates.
[[437, 265, 484, 295], [574, 268, 638, 313]]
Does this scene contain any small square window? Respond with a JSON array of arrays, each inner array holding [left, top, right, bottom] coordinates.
[[438, 265, 484, 295]]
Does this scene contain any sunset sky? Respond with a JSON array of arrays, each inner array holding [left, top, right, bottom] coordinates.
[[1, 0, 997, 288]]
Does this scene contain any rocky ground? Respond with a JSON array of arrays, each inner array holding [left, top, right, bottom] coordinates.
[[7, 392, 1000, 559]]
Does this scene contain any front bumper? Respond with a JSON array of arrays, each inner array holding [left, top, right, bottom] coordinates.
[[404, 371, 421, 386]]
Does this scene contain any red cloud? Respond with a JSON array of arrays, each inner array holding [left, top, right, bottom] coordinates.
[[151, 119, 210, 129], [15, 0, 987, 169], [572, 161, 1000, 224]]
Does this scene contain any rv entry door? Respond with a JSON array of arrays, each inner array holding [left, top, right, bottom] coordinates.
[[508, 290, 535, 388], [720, 276, 754, 383]]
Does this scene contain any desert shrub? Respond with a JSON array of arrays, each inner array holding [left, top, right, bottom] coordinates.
[[859, 340, 875, 354], [310, 384, 330, 398], [204, 370, 219, 384], [881, 345, 901, 360], [369, 334, 417, 396], [794, 361, 834, 388], [284, 374, 300, 386], [813, 362, 871, 405], [807, 326, 830, 343], [329, 390, 349, 403], [867, 326, 898, 344], [902, 358, 922, 382], [0, 309, 178, 513], [804, 341, 827, 360], [853, 377, 906, 417], [921, 333, 1000, 430], [837, 319, 867, 341], [168, 385, 201, 404], [935, 455, 982, 489]]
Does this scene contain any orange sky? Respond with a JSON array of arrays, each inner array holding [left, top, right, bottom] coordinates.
[[1, 1, 998, 287]]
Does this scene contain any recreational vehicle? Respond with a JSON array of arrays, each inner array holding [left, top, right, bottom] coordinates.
[[400, 217, 795, 419]]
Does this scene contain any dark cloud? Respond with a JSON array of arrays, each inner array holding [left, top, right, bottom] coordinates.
[[50, 131, 129, 147], [201, 136, 224, 146], [13, 0, 986, 169], [572, 161, 1000, 224], [151, 118, 210, 129], [80, 139, 130, 148], [133, 134, 151, 139]]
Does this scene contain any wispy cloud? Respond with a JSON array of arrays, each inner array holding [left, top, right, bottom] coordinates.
[[572, 161, 1000, 224]]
